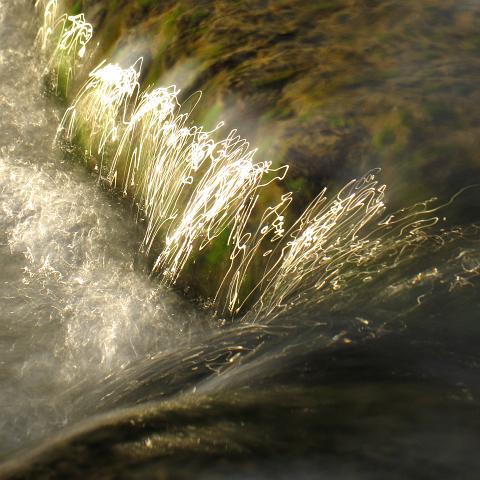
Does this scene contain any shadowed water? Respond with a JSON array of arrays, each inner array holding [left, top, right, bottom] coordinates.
[[1, 1, 480, 479]]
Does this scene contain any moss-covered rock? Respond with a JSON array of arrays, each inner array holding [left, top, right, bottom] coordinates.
[[55, 0, 480, 308], [61, 0, 480, 202]]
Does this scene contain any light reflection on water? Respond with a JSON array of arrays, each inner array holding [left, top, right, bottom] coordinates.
[[0, 0, 479, 478]]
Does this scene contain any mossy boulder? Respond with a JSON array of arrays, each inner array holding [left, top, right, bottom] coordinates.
[[63, 0, 480, 202], [58, 0, 480, 306]]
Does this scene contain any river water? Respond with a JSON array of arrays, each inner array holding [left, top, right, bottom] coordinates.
[[1, 1, 480, 479], [0, 0, 206, 456]]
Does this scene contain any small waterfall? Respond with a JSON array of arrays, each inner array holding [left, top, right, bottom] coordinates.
[[0, 1, 479, 477]]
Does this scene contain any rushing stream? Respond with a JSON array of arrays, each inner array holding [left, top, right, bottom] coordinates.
[[0, 0, 205, 457], [1, 1, 480, 479]]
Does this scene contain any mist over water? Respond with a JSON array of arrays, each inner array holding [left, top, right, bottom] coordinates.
[[1, 1, 480, 478]]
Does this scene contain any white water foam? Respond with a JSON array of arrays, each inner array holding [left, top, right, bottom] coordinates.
[[0, 0, 205, 456]]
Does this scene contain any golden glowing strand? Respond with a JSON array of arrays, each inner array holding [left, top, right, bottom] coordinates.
[[152, 133, 271, 284], [215, 189, 292, 316], [57, 55, 283, 288], [36, 1, 93, 94], [35, 0, 60, 51], [248, 172, 388, 321], [41, 6, 288, 295], [241, 172, 466, 323], [59, 60, 142, 162], [107, 86, 180, 194], [139, 120, 223, 255]]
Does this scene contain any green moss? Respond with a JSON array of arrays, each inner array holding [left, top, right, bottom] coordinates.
[[399, 109, 415, 127], [252, 70, 297, 89], [464, 34, 480, 51], [203, 228, 231, 267], [328, 115, 347, 128], [68, 1, 82, 15], [46, 0, 480, 309], [198, 103, 223, 131], [373, 126, 396, 149], [286, 177, 307, 193], [137, 0, 159, 6], [162, 6, 183, 32], [189, 7, 210, 25]]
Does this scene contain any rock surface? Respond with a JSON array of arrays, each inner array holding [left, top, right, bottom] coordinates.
[[66, 0, 480, 207], [54, 0, 480, 304]]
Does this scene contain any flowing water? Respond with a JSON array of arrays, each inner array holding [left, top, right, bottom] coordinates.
[[1, 1, 480, 479], [0, 0, 206, 457]]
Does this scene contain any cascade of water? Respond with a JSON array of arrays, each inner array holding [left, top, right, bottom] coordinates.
[[1, 2, 480, 474]]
